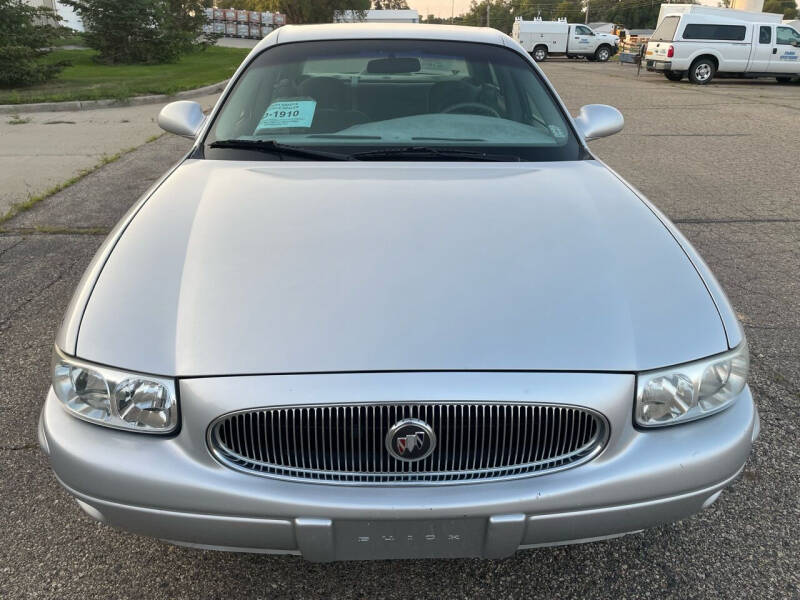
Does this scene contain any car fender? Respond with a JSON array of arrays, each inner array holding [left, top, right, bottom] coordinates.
[[586, 153, 743, 349], [56, 34, 281, 356], [55, 159, 187, 355]]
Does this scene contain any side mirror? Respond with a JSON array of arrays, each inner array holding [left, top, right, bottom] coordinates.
[[158, 100, 206, 139], [574, 104, 624, 141]]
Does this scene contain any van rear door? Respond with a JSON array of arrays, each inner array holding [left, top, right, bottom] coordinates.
[[646, 15, 681, 61]]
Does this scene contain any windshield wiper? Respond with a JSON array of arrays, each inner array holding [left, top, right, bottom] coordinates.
[[209, 139, 356, 161], [351, 146, 522, 162]]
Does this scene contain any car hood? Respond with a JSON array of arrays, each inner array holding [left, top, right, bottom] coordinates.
[[77, 160, 727, 376]]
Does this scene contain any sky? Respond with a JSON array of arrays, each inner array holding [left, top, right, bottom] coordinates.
[[410, 0, 474, 18], [408, 0, 800, 19]]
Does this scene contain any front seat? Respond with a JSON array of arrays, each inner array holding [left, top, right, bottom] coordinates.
[[297, 77, 349, 110], [428, 80, 481, 113], [297, 76, 369, 134]]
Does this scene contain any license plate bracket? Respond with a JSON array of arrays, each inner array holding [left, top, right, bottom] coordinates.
[[334, 518, 486, 560]]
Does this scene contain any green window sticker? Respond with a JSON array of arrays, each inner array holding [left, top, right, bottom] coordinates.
[[257, 100, 317, 130]]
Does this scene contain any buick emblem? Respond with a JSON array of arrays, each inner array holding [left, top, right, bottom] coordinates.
[[386, 418, 436, 462]]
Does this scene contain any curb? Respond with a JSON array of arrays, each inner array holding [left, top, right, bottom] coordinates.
[[0, 79, 228, 114]]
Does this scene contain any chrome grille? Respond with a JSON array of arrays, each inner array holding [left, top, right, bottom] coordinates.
[[208, 403, 608, 484]]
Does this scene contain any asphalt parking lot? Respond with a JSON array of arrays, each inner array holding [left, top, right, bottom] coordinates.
[[1, 61, 798, 599]]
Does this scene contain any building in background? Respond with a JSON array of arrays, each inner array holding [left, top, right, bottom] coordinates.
[[587, 22, 615, 33], [729, 0, 764, 11], [334, 9, 420, 23], [24, 0, 84, 30]]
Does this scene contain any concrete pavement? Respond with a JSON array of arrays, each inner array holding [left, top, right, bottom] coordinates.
[[0, 62, 798, 599], [0, 93, 220, 219], [0, 34, 257, 218]]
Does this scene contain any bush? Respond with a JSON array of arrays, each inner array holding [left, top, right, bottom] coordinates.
[[0, 0, 66, 87], [61, 0, 215, 64]]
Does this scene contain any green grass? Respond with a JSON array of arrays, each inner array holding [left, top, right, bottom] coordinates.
[[0, 46, 249, 105], [51, 32, 86, 47], [7, 114, 32, 125]]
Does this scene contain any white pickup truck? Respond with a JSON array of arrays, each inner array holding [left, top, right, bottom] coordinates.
[[512, 18, 620, 62], [645, 6, 800, 84]]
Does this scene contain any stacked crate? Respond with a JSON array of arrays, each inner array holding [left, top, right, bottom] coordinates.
[[206, 7, 286, 39], [202, 8, 213, 34], [619, 33, 650, 56], [618, 33, 651, 65]]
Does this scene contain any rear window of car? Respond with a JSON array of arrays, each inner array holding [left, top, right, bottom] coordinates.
[[651, 16, 680, 42], [682, 24, 746, 41]]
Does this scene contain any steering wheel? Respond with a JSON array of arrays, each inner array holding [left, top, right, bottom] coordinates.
[[442, 102, 501, 118]]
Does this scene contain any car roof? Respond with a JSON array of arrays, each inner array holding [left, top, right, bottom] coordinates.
[[254, 23, 510, 53]]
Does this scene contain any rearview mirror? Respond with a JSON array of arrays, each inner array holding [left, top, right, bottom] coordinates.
[[366, 57, 421, 74], [158, 100, 206, 139], [574, 104, 624, 141]]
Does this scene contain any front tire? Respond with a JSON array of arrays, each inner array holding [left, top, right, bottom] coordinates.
[[532, 45, 548, 62], [594, 45, 611, 62], [664, 71, 683, 81], [688, 58, 715, 84]]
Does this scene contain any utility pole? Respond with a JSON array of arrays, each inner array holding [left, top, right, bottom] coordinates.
[[487, 0, 490, 27], [585, 0, 589, 24]]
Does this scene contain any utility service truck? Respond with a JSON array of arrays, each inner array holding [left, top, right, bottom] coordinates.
[[646, 5, 800, 84], [512, 18, 620, 62]]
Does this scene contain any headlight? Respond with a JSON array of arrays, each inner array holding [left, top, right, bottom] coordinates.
[[52, 346, 178, 433], [636, 341, 749, 428]]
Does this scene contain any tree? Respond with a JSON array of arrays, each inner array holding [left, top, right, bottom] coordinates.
[[763, 0, 797, 19], [234, 0, 281, 10], [0, 0, 65, 87], [552, 0, 583, 21], [374, 0, 409, 8], [279, 0, 370, 24], [61, 0, 215, 64], [461, 0, 515, 33]]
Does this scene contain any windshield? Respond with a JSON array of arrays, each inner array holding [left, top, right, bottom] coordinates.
[[651, 16, 680, 42], [204, 39, 582, 161]]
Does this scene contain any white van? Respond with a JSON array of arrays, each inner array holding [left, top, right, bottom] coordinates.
[[645, 6, 800, 84], [512, 18, 620, 62]]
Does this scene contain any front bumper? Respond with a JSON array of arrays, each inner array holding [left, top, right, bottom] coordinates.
[[40, 372, 759, 561]]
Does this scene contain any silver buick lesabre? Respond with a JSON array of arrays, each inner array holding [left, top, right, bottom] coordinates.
[[40, 24, 759, 561]]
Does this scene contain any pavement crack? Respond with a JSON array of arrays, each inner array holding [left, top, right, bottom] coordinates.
[[673, 217, 800, 224], [0, 442, 39, 451], [0, 237, 25, 258], [623, 133, 750, 137], [0, 255, 82, 331], [0, 226, 111, 236]]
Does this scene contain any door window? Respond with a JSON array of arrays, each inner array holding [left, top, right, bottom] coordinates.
[[575, 26, 593, 36], [682, 24, 746, 41], [776, 27, 800, 46], [759, 26, 771, 45]]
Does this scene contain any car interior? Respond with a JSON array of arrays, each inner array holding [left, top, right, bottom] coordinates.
[[215, 55, 548, 138]]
